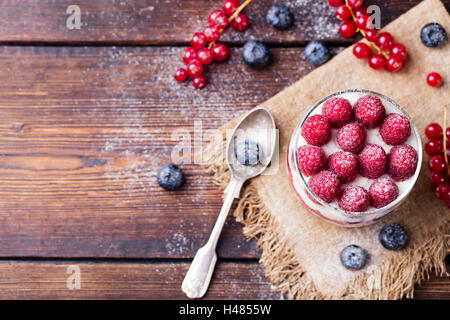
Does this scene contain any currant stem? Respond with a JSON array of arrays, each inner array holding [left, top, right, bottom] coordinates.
[[208, 0, 253, 49]]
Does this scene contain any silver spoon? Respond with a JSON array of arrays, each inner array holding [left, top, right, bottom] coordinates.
[[182, 107, 277, 299]]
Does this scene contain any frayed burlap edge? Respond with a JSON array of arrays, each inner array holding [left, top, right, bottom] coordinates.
[[202, 131, 449, 300]]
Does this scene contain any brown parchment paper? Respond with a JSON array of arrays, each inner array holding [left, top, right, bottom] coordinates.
[[203, 0, 450, 299]]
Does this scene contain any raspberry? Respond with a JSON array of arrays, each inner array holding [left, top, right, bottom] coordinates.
[[358, 144, 387, 179], [388, 145, 418, 181], [379, 113, 411, 145], [338, 186, 370, 212], [301, 115, 331, 146], [337, 122, 367, 153], [354, 95, 386, 128], [369, 178, 399, 208], [308, 170, 340, 203], [327, 151, 358, 183], [297, 145, 326, 176], [322, 97, 353, 128]]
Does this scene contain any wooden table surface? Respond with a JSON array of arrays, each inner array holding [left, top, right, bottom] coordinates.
[[0, 0, 448, 300]]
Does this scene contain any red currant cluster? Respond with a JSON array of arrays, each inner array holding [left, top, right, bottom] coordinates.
[[329, 0, 407, 72], [424, 122, 450, 207], [174, 0, 251, 89]]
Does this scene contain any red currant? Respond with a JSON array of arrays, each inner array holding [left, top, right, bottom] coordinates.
[[390, 43, 407, 61], [197, 48, 213, 65], [190, 32, 207, 49], [353, 43, 371, 59], [187, 59, 204, 77], [336, 5, 351, 20], [428, 155, 447, 173], [385, 56, 403, 72], [355, 14, 372, 30], [192, 75, 207, 89], [425, 123, 443, 140], [223, 0, 241, 16], [203, 25, 220, 42], [365, 29, 378, 42], [211, 43, 229, 62], [430, 172, 449, 188], [425, 139, 443, 156], [208, 10, 229, 29], [376, 32, 394, 50], [446, 127, 450, 140], [368, 54, 386, 70], [427, 72, 442, 87], [436, 182, 450, 200], [174, 68, 188, 82], [354, 6, 367, 17], [182, 47, 198, 64], [348, 0, 364, 9], [232, 13, 249, 31], [339, 20, 357, 38], [328, 0, 344, 7]]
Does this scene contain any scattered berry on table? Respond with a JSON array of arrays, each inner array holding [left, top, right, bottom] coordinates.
[[340, 245, 367, 270], [304, 41, 330, 66], [348, 0, 364, 9], [379, 223, 407, 250], [266, 5, 294, 30], [232, 13, 249, 31], [427, 72, 442, 87], [339, 20, 357, 38], [190, 32, 207, 49], [336, 5, 351, 21], [390, 43, 407, 61], [436, 182, 450, 200], [388, 144, 418, 181], [322, 97, 353, 127], [354, 95, 386, 128], [182, 47, 198, 64], [428, 155, 447, 174], [197, 48, 213, 65], [368, 54, 386, 70], [203, 24, 221, 42], [358, 144, 387, 179], [327, 151, 358, 183], [212, 43, 230, 62], [425, 123, 443, 140], [187, 59, 204, 77], [208, 9, 229, 29], [365, 29, 378, 42], [192, 75, 207, 89], [385, 56, 403, 72], [223, 0, 241, 16], [379, 113, 411, 145], [301, 114, 331, 146], [425, 139, 443, 156], [328, 0, 344, 7], [242, 40, 271, 69], [339, 185, 370, 212], [369, 178, 399, 208], [420, 23, 447, 48], [174, 68, 188, 82], [337, 122, 367, 154], [297, 145, 326, 176], [353, 43, 371, 59], [157, 164, 184, 191], [376, 32, 394, 51], [430, 172, 449, 188], [308, 170, 340, 203], [235, 140, 260, 166]]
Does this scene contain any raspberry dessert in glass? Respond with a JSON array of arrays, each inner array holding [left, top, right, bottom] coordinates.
[[287, 89, 422, 227]]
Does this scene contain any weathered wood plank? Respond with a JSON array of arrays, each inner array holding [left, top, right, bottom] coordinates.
[[0, 260, 446, 299], [0, 0, 448, 44], [0, 45, 329, 258]]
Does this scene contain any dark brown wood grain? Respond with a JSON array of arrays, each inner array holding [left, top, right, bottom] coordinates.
[[0, 0, 448, 45], [0, 260, 446, 299]]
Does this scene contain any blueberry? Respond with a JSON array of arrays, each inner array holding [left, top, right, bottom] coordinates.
[[235, 140, 260, 166], [266, 5, 294, 30], [421, 23, 447, 47], [379, 223, 407, 250], [242, 41, 271, 69], [304, 41, 330, 66], [157, 164, 184, 191], [340, 245, 367, 270]]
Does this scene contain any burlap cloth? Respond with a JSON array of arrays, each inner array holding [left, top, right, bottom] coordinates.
[[203, 0, 450, 299]]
